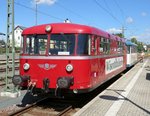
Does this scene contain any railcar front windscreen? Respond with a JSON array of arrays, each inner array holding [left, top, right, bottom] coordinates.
[[49, 34, 75, 55], [77, 34, 89, 55]]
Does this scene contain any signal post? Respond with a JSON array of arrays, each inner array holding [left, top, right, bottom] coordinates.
[[0, 0, 20, 98]]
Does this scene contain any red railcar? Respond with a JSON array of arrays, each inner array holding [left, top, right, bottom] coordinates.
[[13, 23, 126, 95]]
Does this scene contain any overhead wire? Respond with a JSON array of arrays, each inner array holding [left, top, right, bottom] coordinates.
[[113, 0, 127, 25], [15, 0, 127, 31], [94, 0, 123, 26], [13, 0, 106, 28], [14, 1, 94, 26], [113, 0, 140, 37], [54, 2, 103, 27], [103, 0, 112, 13], [103, 0, 122, 24], [55, 2, 88, 23], [114, 0, 125, 16], [14, 1, 64, 21]]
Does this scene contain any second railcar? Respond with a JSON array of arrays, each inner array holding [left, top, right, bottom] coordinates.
[[126, 40, 138, 67]]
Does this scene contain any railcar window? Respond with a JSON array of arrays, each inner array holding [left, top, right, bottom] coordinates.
[[25, 35, 47, 55], [100, 37, 110, 54], [77, 34, 89, 55], [99, 37, 104, 52], [49, 34, 75, 55], [127, 46, 130, 54], [117, 41, 123, 53], [94, 37, 98, 55], [38, 36, 47, 55], [26, 37, 34, 54], [131, 46, 137, 53]]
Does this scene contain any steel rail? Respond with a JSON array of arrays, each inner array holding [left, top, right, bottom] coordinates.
[[8, 96, 50, 116], [57, 105, 73, 116]]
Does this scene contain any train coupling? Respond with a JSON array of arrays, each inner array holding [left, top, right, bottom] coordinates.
[[27, 81, 36, 94], [43, 78, 50, 93]]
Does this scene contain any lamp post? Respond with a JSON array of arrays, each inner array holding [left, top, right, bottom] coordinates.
[[35, 0, 40, 25]]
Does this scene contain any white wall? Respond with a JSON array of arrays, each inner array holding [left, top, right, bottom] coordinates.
[[9, 26, 23, 48]]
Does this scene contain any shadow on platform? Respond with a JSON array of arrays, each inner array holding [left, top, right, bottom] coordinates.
[[146, 73, 150, 81], [99, 89, 150, 115], [99, 89, 125, 101]]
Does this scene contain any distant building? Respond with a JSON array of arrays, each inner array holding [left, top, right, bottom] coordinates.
[[9, 26, 26, 47], [143, 44, 147, 51], [0, 40, 5, 48], [147, 44, 150, 52], [0, 32, 6, 48], [0, 32, 5, 36]]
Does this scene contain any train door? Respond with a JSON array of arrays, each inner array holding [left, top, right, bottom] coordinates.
[[123, 43, 127, 68], [99, 37, 105, 82], [91, 35, 99, 87], [127, 45, 131, 66]]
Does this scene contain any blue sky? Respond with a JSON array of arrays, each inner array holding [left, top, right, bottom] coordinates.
[[0, 0, 150, 44]]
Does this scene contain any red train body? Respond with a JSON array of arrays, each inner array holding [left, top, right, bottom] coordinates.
[[13, 23, 126, 95]]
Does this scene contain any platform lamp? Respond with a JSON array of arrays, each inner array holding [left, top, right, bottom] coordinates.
[[35, 0, 40, 25]]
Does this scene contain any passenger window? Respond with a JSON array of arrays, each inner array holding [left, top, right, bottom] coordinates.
[[24, 35, 48, 55], [91, 36, 98, 55], [99, 37, 110, 54], [77, 34, 89, 55], [99, 37, 104, 53], [38, 38, 47, 55], [94, 37, 98, 55], [127, 46, 130, 54], [117, 41, 123, 53], [25, 37, 34, 54]]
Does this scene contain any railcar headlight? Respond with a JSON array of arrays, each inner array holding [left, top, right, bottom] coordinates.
[[66, 64, 73, 72], [23, 63, 30, 70], [45, 25, 52, 32]]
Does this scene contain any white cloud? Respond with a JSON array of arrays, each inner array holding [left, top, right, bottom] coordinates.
[[126, 17, 133, 24], [106, 28, 122, 34], [130, 29, 150, 44], [34, 0, 57, 5], [141, 12, 147, 17]]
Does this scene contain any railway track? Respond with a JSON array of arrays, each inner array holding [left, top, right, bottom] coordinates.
[[0, 59, 19, 86], [0, 59, 19, 72], [8, 96, 77, 116]]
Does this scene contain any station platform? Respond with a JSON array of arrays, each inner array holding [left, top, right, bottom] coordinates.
[[74, 58, 150, 116]]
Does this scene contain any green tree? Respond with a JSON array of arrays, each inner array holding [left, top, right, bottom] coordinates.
[[137, 42, 144, 52], [130, 37, 144, 52], [131, 38, 138, 44], [114, 33, 124, 38]]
